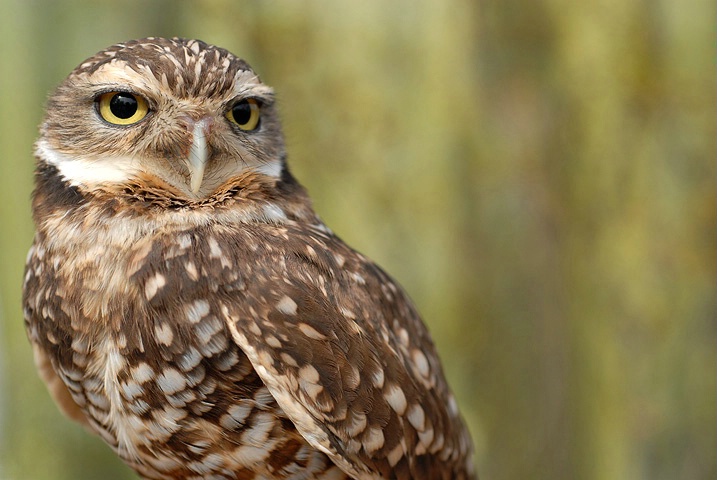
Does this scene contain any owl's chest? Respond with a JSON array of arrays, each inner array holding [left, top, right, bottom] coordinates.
[[23, 230, 284, 473], [57, 325, 262, 470]]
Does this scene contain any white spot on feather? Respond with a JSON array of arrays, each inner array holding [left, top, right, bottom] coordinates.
[[333, 253, 346, 268], [407, 403, 426, 431], [281, 352, 299, 367], [144, 273, 166, 300], [177, 347, 202, 372], [154, 322, 173, 346], [121, 381, 143, 401], [232, 444, 271, 466], [177, 234, 192, 249], [340, 307, 357, 320], [160, 72, 169, 90], [194, 315, 222, 344], [299, 364, 320, 384], [387, 443, 404, 467], [448, 393, 459, 416], [301, 382, 324, 401], [363, 427, 385, 453], [87, 390, 110, 410], [398, 328, 410, 347], [131, 363, 155, 384], [184, 261, 199, 281], [157, 368, 187, 395], [194, 57, 202, 79], [221, 403, 252, 430], [384, 383, 407, 415], [185, 299, 210, 324], [146, 454, 182, 472], [150, 406, 186, 439], [345, 410, 367, 437], [417, 427, 435, 452], [262, 203, 288, 222], [372, 368, 385, 389], [299, 364, 323, 400], [411, 349, 430, 379], [298, 322, 326, 340], [276, 296, 298, 315], [208, 237, 232, 268], [241, 411, 275, 446]]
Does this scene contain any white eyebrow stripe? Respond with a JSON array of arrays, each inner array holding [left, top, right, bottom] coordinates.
[[253, 159, 282, 178]]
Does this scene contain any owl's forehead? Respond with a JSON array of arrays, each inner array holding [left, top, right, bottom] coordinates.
[[69, 37, 268, 100]]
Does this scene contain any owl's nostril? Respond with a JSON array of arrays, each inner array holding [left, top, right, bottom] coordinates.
[[179, 115, 215, 134]]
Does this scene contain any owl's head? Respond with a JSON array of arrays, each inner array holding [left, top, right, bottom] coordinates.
[[36, 37, 285, 199]]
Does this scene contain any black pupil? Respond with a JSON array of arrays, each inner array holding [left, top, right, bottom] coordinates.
[[110, 93, 138, 119], [232, 101, 252, 125]]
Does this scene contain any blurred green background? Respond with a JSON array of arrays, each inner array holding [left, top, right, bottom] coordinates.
[[0, 1, 714, 479]]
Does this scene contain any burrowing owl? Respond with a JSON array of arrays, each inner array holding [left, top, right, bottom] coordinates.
[[23, 37, 476, 479]]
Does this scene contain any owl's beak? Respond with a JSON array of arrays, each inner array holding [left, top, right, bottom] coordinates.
[[187, 119, 209, 194]]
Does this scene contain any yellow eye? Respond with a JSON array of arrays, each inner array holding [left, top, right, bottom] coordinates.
[[97, 92, 149, 125], [226, 98, 260, 131]]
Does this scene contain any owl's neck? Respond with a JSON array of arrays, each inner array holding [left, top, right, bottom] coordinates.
[[31, 160, 320, 250]]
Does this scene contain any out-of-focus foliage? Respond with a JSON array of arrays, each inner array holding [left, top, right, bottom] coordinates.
[[0, 1, 713, 479]]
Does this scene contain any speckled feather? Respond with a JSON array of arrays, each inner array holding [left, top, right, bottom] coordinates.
[[23, 37, 476, 479]]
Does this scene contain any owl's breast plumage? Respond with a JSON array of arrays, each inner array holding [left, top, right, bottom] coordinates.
[[23, 178, 351, 479], [26, 162, 477, 479]]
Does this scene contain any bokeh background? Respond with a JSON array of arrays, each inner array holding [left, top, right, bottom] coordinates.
[[0, 1, 714, 479]]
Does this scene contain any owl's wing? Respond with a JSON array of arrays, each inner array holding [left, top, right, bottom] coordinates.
[[30, 342, 94, 431], [219, 224, 474, 479]]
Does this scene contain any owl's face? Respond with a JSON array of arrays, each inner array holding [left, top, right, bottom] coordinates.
[[36, 37, 284, 199]]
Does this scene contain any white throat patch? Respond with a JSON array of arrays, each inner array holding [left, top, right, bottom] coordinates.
[[35, 138, 283, 192], [36, 139, 143, 188]]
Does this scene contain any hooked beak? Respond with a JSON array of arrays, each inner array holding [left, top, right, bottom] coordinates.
[[186, 119, 210, 194]]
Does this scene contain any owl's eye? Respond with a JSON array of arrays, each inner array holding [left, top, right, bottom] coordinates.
[[226, 98, 260, 131], [97, 92, 149, 126]]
